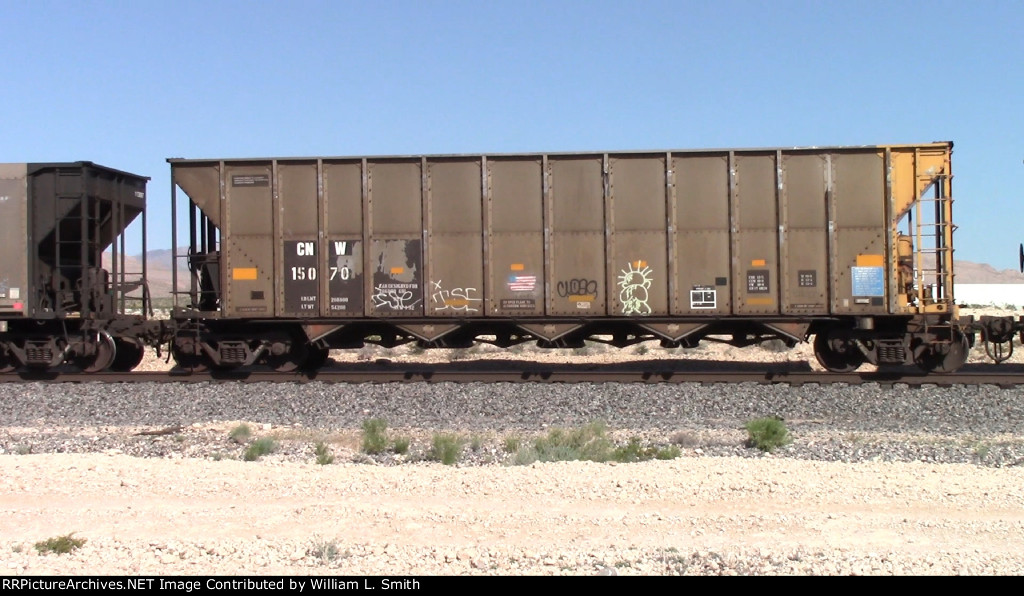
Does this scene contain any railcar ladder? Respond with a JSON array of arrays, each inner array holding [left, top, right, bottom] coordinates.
[[52, 179, 146, 318], [170, 194, 221, 314], [913, 172, 955, 309], [52, 191, 105, 314], [111, 194, 151, 317]]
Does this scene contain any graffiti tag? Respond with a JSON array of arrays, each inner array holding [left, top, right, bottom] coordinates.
[[618, 261, 652, 315], [372, 283, 421, 311], [556, 279, 598, 299], [430, 280, 482, 312]]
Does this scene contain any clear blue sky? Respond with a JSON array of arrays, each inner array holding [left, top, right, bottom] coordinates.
[[1, 0, 1021, 269]]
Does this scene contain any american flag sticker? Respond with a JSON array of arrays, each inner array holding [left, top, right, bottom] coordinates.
[[507, 274, 536, 292]]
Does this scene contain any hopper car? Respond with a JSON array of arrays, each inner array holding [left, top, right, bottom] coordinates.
[[2, 142, 1020, 374], [167, 141, 1000, 373], [0, 162, 162, 372]]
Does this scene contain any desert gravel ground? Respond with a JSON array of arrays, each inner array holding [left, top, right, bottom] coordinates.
[[2, 455, 1024, 575], [1, 307, 1023, 576]]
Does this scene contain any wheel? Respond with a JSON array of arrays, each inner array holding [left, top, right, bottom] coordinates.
[[300, 346, 330, 371], [267, 341, 309, 372], [171, 342, 208, 373], [916, 331, 970, 374], [0, 348, 17, 373], [110, 338, 145, 372], [813, 332, 865, 373], [75, 332, 117, 373]]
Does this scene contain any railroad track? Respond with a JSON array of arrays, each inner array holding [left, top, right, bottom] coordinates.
[[4, 361, 1024, 386]]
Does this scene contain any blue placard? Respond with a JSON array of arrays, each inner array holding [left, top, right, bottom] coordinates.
[[851, 266, 884, 297]]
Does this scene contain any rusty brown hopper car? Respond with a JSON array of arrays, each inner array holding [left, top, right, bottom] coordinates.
[[0, 162, 157, 372], [168, 142, 969, 372]]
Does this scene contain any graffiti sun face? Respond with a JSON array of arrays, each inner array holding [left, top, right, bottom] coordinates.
[[618, 262, 652, 291]]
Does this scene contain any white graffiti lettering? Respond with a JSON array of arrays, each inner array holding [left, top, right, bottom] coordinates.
[[430, 280, 482, 312], [372, 284, 421, 311]]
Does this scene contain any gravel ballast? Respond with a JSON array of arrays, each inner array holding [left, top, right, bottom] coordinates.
[[2, 379, 1024, 575]]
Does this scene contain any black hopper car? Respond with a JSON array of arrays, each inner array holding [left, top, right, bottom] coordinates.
[[0, 162, 162, 372]]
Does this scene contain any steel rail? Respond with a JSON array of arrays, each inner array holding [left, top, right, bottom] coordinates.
[[3, 363, 1024, 387]]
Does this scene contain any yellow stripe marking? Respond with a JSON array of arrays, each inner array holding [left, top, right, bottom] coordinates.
[[857, 254, 884, 267]]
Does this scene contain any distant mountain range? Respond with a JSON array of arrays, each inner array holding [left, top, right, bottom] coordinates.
[[109, 251, 1024, 299], [953, 261, 1024, 284]]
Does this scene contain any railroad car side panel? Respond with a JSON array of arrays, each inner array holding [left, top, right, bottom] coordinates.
[[0, 164, 28, 318], [323, 161, 364, 317], [367, 161, 424, 316], [29, 169, 81, 315], [171, 162, 222, 314], [830, 152, 887, 314], [608, 155, 668, 316], [173, 163, 222, 227], [224, 163, 275, 317], [549, 156, 605, 316], [28, 163, 148, 320], [673, 155, 731, 316], [488, 158, 544, 316], [780, 154, 829, 314], [426, 159, 484, 317], [732, 154, 781, 315], [888, 145, 956, 314], [278, 162, 320, 317]]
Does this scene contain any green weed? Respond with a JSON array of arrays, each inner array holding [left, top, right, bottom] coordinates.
[[361, 418, 389, 455], [229, 423, 252, 443], [34, 533, 86, 555], [314, 441, 334, 465], [392, 436, 410, 455], [611, 437, 681, 462], [744, 417, 791, 452], [503, 435, 523, 453], [243, 437, 277, 461], [514, 421, 612, 465], [428, 433, 463, 465]]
